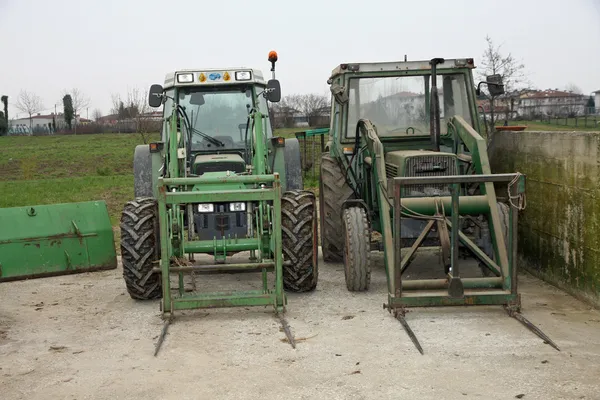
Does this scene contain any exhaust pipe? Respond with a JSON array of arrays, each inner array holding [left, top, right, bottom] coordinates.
[[429, 58, 445, 152]]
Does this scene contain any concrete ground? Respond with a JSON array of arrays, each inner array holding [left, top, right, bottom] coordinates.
[[1, 250, 600, 400]]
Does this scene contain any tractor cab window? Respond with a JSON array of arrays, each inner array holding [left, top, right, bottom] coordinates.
[[177, 86, 258, 150], [346, 74, 472, 138]]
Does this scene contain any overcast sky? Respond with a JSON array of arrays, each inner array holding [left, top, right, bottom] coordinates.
[[1, 0, 599, 119]]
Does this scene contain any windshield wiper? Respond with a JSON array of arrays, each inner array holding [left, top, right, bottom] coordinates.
[[190, 127, 225, 147], [176, 105, 224, 147]]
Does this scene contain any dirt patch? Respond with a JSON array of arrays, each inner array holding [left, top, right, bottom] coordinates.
[[1, 252, 600, 399]]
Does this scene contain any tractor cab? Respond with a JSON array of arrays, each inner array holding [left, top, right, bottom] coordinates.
[[151, 67, 281, 178], [327, 58, 485, 178], [325, 58, 507, 201]]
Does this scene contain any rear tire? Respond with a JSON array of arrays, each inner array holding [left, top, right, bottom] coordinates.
[[319, 154, 354, 262], [284, 138, 304, 191], [133, 145, 153, 198], [120, 197, 162, 300], [342, 207, 371, 291], [281, 190, 318, 292]]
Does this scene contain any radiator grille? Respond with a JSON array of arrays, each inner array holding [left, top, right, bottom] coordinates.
[[385, 163, 399, 179], [194, 162, 245, 175], [404, 155, 457, 196]]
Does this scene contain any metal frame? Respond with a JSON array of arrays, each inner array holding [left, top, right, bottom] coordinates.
[[386, 172, 559, 354], [388, 173, 523, 310], [157, 173, 285, 315]]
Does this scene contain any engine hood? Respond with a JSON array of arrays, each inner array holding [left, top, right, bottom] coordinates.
[[193, 153, 246, 175], [384, 149, 458, 179]]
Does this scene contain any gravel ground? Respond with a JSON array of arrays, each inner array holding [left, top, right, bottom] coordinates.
[[1, 249, 600, 400]]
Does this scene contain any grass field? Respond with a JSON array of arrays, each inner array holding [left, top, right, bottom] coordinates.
[[0, 128, 317, 228], [0, 133, 160, 225]]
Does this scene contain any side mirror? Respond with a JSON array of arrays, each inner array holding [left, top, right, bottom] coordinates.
[[330, 84, 348, 104], [486, 74, 505, 96], [189, 92, 205, 106], [148, 84, 164, 108], [266, 79, 281, 103]]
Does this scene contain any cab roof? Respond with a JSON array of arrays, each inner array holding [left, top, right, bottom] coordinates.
[[329, 58, 476, 79], [164, 68, 266, 89]]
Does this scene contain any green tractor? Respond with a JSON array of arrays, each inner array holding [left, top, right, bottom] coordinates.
[[319, 57, 558, 353], [120, 52, 318, 339]]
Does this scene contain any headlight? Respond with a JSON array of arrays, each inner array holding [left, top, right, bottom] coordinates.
[[177, 73, 194, 83], [235, 71, 252, 81], [197, 203, 214, 212], [229, 202, 246, 212]]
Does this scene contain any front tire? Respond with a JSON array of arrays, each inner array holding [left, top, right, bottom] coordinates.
[[120, 197, 162, 300], [343, 207, 371, 291], [281, 190, 318, 292]]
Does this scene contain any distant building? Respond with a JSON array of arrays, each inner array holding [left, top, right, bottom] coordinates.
[[477, 89, 590, 120], [271, 106, 330, 128], [518, 89, 588, 118], [593, 90, 600, 114], [8, 112, 86, 134]]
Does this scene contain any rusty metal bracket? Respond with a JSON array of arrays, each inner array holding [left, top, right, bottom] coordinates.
[[504, 306, 560, 351]]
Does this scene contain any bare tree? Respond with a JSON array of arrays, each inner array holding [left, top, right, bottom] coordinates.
[[477, 35, 528, 137], [62, 88, 90, 134], [271, 95, 301, 128], [124, 86, 155, 143], [297, 94, 329, 127], [561, 83, 586, 117], [564, 83, 583, 94], [15, 90, 44, 135], [271, 93, 330, 128], [110, 93, 124, 117], [92, 108, 103, 122]]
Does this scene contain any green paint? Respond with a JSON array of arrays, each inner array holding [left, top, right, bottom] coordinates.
[[140, 67, 295, 316], [323, 58, 518, 310], [0, 201, 117, 281]]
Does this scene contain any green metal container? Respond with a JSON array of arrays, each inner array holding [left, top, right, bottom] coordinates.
[[0, 200, 117, 282]]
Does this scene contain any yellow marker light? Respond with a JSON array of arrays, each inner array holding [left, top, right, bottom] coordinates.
[[271, 136, 285, 147], [199, 73, 206, 82], [223, 71, 231, 81], [343, 147, 354, 154]]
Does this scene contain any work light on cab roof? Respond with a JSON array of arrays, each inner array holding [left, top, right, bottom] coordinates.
[[164, 68, 266, 88]]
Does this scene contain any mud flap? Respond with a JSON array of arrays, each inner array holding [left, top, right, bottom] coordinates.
[[0, 201, 117, 282]]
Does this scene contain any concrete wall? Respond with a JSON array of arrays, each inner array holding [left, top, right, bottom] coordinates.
[[490, 130, 600, 306]]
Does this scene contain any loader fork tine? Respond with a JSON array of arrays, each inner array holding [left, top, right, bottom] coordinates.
[[277, 313, 296, 349], [394, 311, 424, 355], [154, 315, 173, 357], [505, 307, 560, 352]]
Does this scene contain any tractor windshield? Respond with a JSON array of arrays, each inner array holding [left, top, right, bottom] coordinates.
[[346, 74, 473, 138], [177, 85, 272, 150]]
